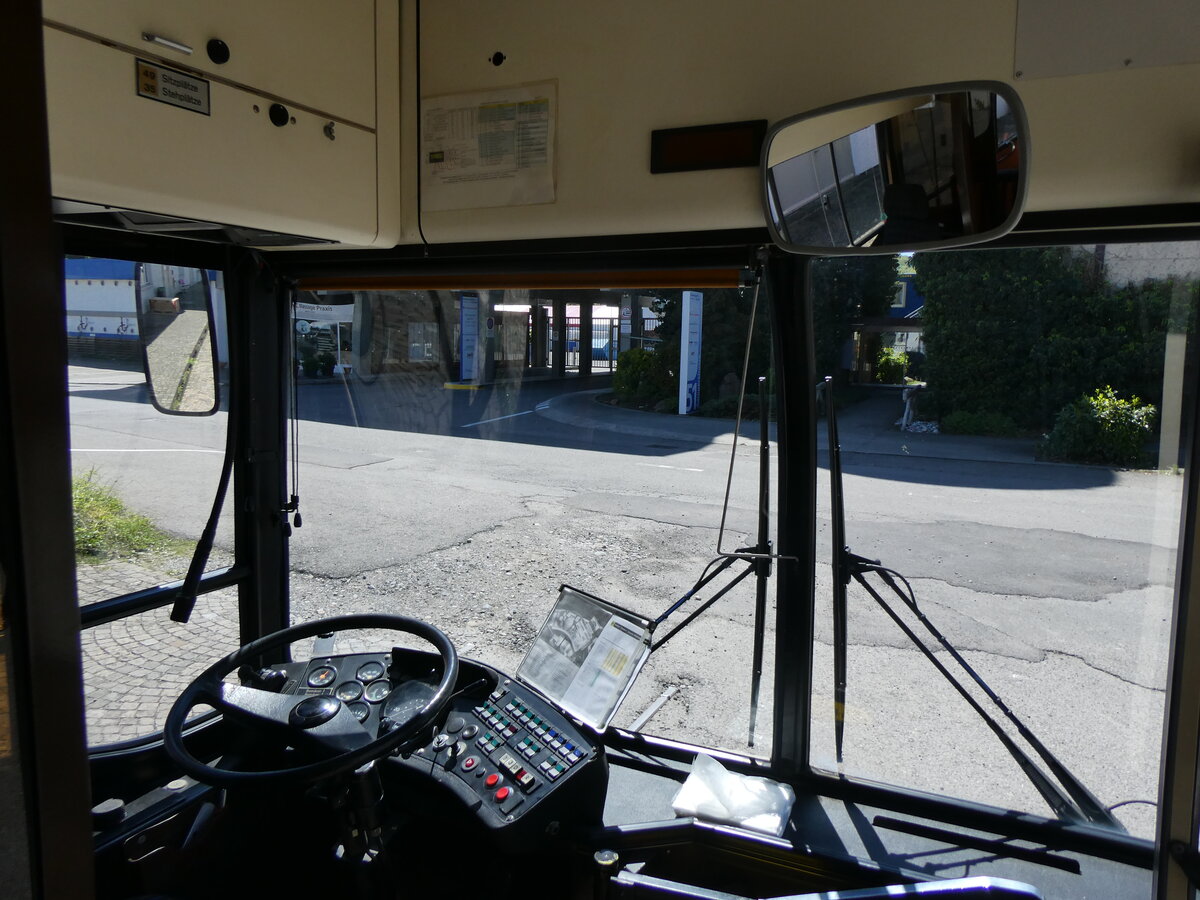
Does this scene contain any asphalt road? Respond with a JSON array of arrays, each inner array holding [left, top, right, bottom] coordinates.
[[67, 366, 1178, 839]]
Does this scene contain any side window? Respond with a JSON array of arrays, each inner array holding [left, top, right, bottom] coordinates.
[[67, 257, 233, 745], [810, 243, 1197, 839]]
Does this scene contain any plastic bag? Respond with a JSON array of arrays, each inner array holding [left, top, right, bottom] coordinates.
[[671, 753, 795, 837]]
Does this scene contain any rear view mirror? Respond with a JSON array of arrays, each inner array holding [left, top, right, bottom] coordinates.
[[135, 263, 220, 415], [762, 82, 1027, 255]]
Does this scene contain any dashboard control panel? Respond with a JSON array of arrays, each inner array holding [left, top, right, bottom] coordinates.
[[262, 650, 606, 832]]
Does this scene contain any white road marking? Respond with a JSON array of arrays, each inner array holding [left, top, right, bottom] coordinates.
[[630, 685, 679, 731], [72, 448, 224, 454], [637, 463, 703, 472], [461, 410, 534, 428]]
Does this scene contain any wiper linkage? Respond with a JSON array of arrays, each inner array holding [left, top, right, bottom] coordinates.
[[821, 378, 1121, 830]]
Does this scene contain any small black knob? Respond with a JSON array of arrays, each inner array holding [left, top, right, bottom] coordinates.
[[206, 38, 230, 64], [92, 798, 126, 829], [268, 103, 290, 127]]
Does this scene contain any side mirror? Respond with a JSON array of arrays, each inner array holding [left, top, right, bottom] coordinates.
[[135, 263, 220, 415], [762, 82, 1027, 255]]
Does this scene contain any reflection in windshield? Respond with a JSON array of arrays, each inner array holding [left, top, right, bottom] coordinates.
[[287, 285, 778, 757]]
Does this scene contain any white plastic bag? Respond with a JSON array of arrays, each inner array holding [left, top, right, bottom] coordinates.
[[671, 753, 795, 837]]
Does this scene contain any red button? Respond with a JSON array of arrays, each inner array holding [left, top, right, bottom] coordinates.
[[485, 773, 500, 788], [462, 756, 478, 771], [494, 787, 511, 802]]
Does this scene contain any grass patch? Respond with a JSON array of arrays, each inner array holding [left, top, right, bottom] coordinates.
[[72, 470, 184, 561]]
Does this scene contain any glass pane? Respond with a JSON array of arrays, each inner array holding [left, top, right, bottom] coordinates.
[[775, 145, 850, 247], [833, 128, 886, 243], [288, 284, 777, 756], [810, 242, 1196, 839], [67, 257, 232, 605], [81, 588, 239, 745]]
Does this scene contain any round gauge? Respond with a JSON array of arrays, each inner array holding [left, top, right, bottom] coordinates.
[[363, 680, 392, 703], [356, 661, 385, 683], [381, 680, 435, 729], [335, 681, 363, 703], [347, 702, 370, 722], [307, 665, 337, 688]]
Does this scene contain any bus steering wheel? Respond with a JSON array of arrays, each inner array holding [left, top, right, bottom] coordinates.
[[164, 614, 459, 786]]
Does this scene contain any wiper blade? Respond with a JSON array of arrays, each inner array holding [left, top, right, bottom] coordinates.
[[867, 563, 1120, 829], [820, 378, 1121, 830], [822, 378, 850, 763]]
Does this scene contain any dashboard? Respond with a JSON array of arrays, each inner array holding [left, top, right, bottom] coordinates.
[[264, 648, 608, 836]]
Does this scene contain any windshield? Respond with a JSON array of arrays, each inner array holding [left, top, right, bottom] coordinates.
[[287, 283, 778, 756], [809, 242, 1196, 838]]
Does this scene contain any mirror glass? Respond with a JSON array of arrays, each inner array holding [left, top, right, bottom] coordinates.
[[135, 262, 220, 415], [763, 85, 1024, 254]]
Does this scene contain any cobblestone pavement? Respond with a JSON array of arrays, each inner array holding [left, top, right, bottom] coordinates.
[[79, 551, 241, 746]]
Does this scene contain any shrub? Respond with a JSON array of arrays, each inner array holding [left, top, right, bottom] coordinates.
[[941, 409, 1019, 437], [613, 347, 675, 406], [1039, 386, 1157, 465], [875, 347, 908, 384]]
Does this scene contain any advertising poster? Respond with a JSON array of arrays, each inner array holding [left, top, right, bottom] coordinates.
[[460, 294, 479, 382], [678, 290, 704, 415]]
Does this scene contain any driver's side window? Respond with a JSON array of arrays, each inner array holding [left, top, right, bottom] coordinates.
[[67, 256, 236, 745]]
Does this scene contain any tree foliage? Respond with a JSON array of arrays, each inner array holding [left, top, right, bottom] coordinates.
[[646, 287, 772, 410], [914, 247, 1187, 430], [809, 255, 900, 382]]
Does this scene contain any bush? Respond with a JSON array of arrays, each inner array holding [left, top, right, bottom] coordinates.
[[613, 347, 675, 406], [875, 347, 908, 384], [1039, 386, 1157, 465], [941, 409, 1019, 436]]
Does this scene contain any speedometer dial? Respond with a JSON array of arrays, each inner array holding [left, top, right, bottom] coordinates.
[[381, 680, 436, 729]]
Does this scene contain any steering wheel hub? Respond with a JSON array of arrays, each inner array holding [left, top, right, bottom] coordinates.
[[290, 695, 342, 728]]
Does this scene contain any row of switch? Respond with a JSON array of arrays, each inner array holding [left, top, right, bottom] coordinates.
[[505, 698, 585, 766], [476, 699, 519, 738]]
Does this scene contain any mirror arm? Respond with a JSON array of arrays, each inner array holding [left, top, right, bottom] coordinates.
[[170, 381, 237, 623]]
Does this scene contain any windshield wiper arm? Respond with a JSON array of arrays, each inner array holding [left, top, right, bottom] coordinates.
[[820, 378, 1121, 830]]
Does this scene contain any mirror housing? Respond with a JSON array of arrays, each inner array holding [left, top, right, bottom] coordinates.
[[761, 82, 1028, 255], [135, 263, 220, 415]]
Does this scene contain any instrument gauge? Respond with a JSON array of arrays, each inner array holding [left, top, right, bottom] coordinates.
[[335, 681, 363, 703], [347, 702, 370, 722], [356, 661, 385, 683], [306, 665, 337, 688], [363, 679, 392, 703], [380, 680, 436, 729]]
